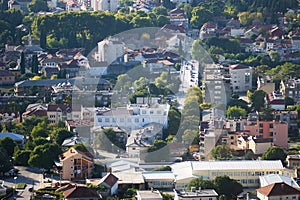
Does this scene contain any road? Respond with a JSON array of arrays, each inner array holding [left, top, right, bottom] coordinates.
[[1, 166, 43, 200]]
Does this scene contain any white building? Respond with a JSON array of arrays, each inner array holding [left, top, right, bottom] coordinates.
[[93, 0, 119, 11], [174, 189, 218, 200], [229, 64, 252, 93], [96, 38, 124, 65], [94, 103, 170, 131], [171, 160, 284, 188]]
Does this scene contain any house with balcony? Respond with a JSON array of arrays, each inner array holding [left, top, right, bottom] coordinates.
[[57, 148, 94, 180]]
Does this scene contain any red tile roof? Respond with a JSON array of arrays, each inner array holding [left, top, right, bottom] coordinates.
[[63, 186, 101, 199], [257, 182, 300, 196]]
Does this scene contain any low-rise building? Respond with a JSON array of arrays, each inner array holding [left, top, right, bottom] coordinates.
[[92, 173, 118, 196], [58, 148, 94, 180], [142, 171, 175, 189], [259, 174, 300, 188], [286, 155, 300, 169], [256, 182, 300, 200], [0, 70, 15, 85], [174, 189, 218, 200], [63, 185, 102, 200], [248, 137, 273, 155], [280, 78, 300, 102], [266, 91, 285, 110], [257, 75, 275, 94], [136, 190, 163, 200]]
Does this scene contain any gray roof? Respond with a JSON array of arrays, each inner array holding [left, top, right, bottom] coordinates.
[[15, 79, 74, 87]]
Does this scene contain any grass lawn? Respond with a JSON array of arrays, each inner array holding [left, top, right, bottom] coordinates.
[[16, 183, 26, 189]]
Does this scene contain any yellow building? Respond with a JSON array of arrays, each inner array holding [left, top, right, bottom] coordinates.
[[171, 160, 284, 188]]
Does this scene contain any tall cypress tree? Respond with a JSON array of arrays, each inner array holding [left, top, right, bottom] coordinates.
[[20, 52, 26, 74], [31, 54, 39, 74]]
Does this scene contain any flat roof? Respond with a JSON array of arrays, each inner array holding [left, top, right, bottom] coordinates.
[[142, 171, 175, 180]]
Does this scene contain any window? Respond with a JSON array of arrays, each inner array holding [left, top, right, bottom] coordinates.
[[105, 118, 110, 122], [142, 110, 146, 114], [150, 110, 154, 114], [135, 118, 139, 122], [259, 123, 263, 128], [269, 132, 273, 136], [98, 118, 102, 122], [120, 118, 124, 122], [269, 124, 273, 128]]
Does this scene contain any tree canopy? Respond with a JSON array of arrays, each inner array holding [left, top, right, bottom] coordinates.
[[262, 146, 287, 165]]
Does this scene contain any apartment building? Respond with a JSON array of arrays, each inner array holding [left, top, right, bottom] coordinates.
[[229, 64, 252, 93], [58, 148, 94, 180], [244, 120, 288, 149]]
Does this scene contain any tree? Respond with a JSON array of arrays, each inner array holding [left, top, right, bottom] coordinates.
[[14, 150, 31, 166], [190, 6, 212, 29], [214, 176, 243, 199], [31, 54, 39, 74], [262, 146, 287, 165], [188, 177, 215, 190], [226, 106, 247, 119], [250, 90, 266, 112], [0, 137, 16, 158], [51, 128, 73, 145], [20, 51, 25, 74], [211, 145, 237, 160], [28, 0, 48, 13], [31, 121, 48, 138], [0, 147, 12, 173], [152, 6, 168, 16]]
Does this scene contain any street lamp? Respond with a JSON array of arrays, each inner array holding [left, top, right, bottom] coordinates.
[[13, 176, 17, 200]]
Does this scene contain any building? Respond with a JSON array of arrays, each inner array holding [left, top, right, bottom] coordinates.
[[92, 173, 118, 196], [142, 171, 175, 189], [136, 190, 163, 200], [286, 155, 300, 169], [244, 120, 288, 149], [93, 0, 119, 11], [273, 111, 298, 132], [63, 185, 102, 200], [259, 174, 300, 188], [257, 75, 275, 94], [0, 132, 24, 146], [58, 148, 94, 180], [126, 135, 151, 158], [199, 22, 218, 41], [248, 137, 273, 155], [0, 70, 15, 85], [171, 160, 284, 188], [174, 189, 218, 200], [96, 38, 124, 65], [229, 64, 252, 93], [280, 78, 300, 102], [256, 182, 300, 200], [94, 103, 170, 131], [266, 91, 285, 110]]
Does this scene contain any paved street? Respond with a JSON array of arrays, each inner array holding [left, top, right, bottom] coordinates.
[[1, 166, 43, 200]]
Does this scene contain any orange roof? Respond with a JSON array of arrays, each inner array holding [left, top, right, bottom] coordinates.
[[257, 182, 300, 196]]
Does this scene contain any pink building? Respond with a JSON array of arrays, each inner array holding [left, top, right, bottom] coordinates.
[[244, 121, 288, 149]]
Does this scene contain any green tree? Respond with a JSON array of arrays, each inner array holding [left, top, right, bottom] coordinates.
[[190, 6, 212, 29], [211, 145, 237, 160], [14, 150, 31, 166], [214, 176, 243, 199], [188, 177, 215, 190], [0, 137, 16, 158], [0, 147, 12, 173], [226, 106, 247, 119], [28, 0, 48, 13], [30, 121, 48, 138], [20, 51, 25, 74], [165, 107, 181, 136], [31, 54, 39, 74], [262, 146, 287, 165], [51, 128, 73, 145], [250, 90, 266, 112], [152, 6, 168, 16]]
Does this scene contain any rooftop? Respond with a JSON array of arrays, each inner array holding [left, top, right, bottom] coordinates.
[[257, 182, 300, 197]]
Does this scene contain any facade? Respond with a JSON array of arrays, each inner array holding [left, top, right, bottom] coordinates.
[[142, 171, 175, 189], [171, 160, 284, 188], [280, 78, 300, 102], [0, 70, 15, 85], [266, 91, 285, 110], [93, 0, 119, 11], [92, 173, 118, 196], [244, 121, 288, 149], [97, 38, 124, 65], [248, 138, 273, 155], [126, 136, 151, 158], [94, 104, 170, 131], [256, 182, 300, 200], [59, 148, 94, 180], [174, 189, 218, 200], [286, 155, 300, 169], [229, 64, 252, 93]]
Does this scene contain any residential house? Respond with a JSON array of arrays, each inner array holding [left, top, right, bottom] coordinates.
[[244, 120, 288, 149], [270, 27, 285, 39], [161, 24, 186, 34], [266, 91, 285, 110], [126, 135, 151, 158], [171, 160, 284, 188], [168, 8, 189, 26], [47, 104, 71, 124], [257, 75, 275, 94], [174, 189, 218, 200], [93, 0, 119, 11], [0, 70, 15, 85], [63, 185, 102, 200], [229, 64, 252, 93], [280, 78, 300, 103], [136, 190, 163, 200], [0, 110, 20, 124], [256, 182, 300, 200], [92, 173, 118, 196], [199, 22, 218, 41], [58, 148, 94, 180], [259, 174, 300, 188], [291, 36, 300, 50], [58, 59, 80, 78], [113, 172, 145, 190], [248, 137, 273, 155], [286, 155, 300, 169], [62, 135, 83, 147]]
